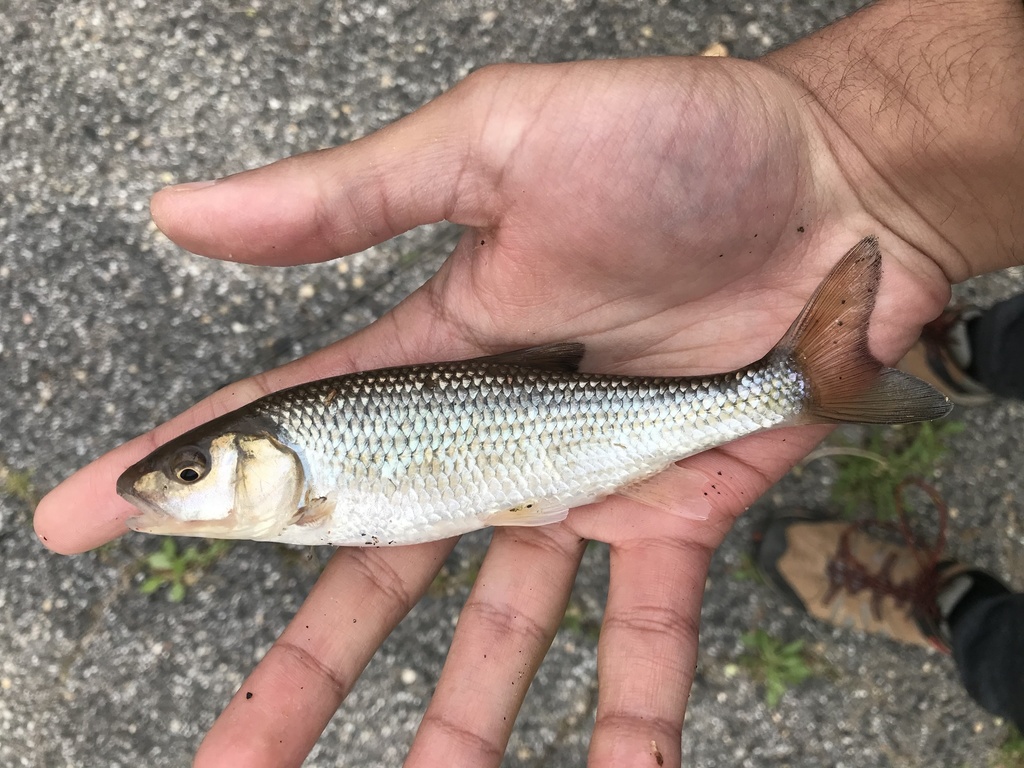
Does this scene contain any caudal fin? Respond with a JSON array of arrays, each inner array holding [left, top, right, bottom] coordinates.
[[775, 236, 952, 425]]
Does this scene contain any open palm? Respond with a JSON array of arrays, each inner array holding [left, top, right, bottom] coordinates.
[[36, 57, 951, 767]]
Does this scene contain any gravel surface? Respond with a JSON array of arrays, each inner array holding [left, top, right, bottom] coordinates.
[[2, 1, 1021, 766]]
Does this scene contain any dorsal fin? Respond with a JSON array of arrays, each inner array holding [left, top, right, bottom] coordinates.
[[474, 342, 585, 372]]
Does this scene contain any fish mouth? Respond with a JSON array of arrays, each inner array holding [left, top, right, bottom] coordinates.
[[120, 493, 183, 535], [123, 509, 172, 535], [122, 501, 238, 537], [117, 469, 236, 537]]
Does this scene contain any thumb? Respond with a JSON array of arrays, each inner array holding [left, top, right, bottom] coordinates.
[[150, 72, 502, 266]]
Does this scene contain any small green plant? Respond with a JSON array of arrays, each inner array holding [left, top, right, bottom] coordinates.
[[274, 543, 325, 574], [560, 599, 601, 639], [428, 553, 483, 598], [817, 421, 963, 519], [140, 539, 232, 602], [738, 629, 815, 708], [398, 247, 423, 267], [731, 553, 767, 585], [993, 726, 1024, 768], [1, 464, 37, 507]]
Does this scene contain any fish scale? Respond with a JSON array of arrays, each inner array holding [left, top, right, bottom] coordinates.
[[246, 357, 805, 545]]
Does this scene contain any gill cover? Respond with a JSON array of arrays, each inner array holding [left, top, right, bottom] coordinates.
[[119, 432, 305, 541]]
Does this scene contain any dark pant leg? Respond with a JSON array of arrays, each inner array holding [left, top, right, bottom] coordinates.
[[949, 582, 1024, 730], [966, 294, 1024, 398]]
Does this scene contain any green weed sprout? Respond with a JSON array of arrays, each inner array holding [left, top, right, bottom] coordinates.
[[994, 725, 1024, 768], [739, 629, 815, 708], [140, 539, 232, 602], [807, 421, 963, 520]]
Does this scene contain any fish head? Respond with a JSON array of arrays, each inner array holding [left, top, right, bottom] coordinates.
[[117, 430, 305, 541]]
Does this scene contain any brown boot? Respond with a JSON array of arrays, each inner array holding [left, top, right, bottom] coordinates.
[[756, 516, 981, 653]]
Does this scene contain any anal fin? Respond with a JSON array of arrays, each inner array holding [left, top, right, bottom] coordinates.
[[614, 464, 712, 520]]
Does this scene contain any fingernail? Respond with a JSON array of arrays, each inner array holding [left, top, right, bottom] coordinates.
[[165, 179, 219, 192]]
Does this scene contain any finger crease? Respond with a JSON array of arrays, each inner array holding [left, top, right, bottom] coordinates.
[[614, 535, 711, 563], [594, 710, 682, 742], [346, 550, 419, 615], [275, 640, 350, 700], [313, 178, 357, 255], [419, 711, 505, 763], [496, 525, 586, 562], [601, 604, 700, 643], [460, 598, 553, 647]]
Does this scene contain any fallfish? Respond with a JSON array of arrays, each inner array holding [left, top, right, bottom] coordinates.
[[117, 237, 951, 546]]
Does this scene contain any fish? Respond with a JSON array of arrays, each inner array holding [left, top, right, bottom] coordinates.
[[117, 237, 952, 546]]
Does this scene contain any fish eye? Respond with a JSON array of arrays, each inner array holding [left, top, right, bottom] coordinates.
[[169, 446, 209, 484]]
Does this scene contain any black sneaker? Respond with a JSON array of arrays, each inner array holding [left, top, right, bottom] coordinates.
[[899, 306, 992, 406]]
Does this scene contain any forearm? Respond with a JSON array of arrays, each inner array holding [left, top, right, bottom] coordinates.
[[763, 0, 1024, 282]]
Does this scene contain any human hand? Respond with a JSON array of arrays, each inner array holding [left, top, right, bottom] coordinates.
[[34, 52, 969, 767]]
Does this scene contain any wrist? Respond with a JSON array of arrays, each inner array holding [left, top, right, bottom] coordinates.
[[762, 0, 1024, 282]]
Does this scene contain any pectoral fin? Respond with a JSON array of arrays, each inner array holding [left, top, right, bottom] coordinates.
[[293, 494, 335, 527]]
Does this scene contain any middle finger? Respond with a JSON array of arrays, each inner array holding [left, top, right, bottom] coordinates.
[[406, 525, 588, 768]]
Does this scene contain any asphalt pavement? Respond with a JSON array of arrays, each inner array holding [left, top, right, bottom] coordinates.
[[3, 1, 1023, 766]]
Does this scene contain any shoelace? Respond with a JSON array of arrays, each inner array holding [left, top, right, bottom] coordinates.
[[822, 478, 949, 630]]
